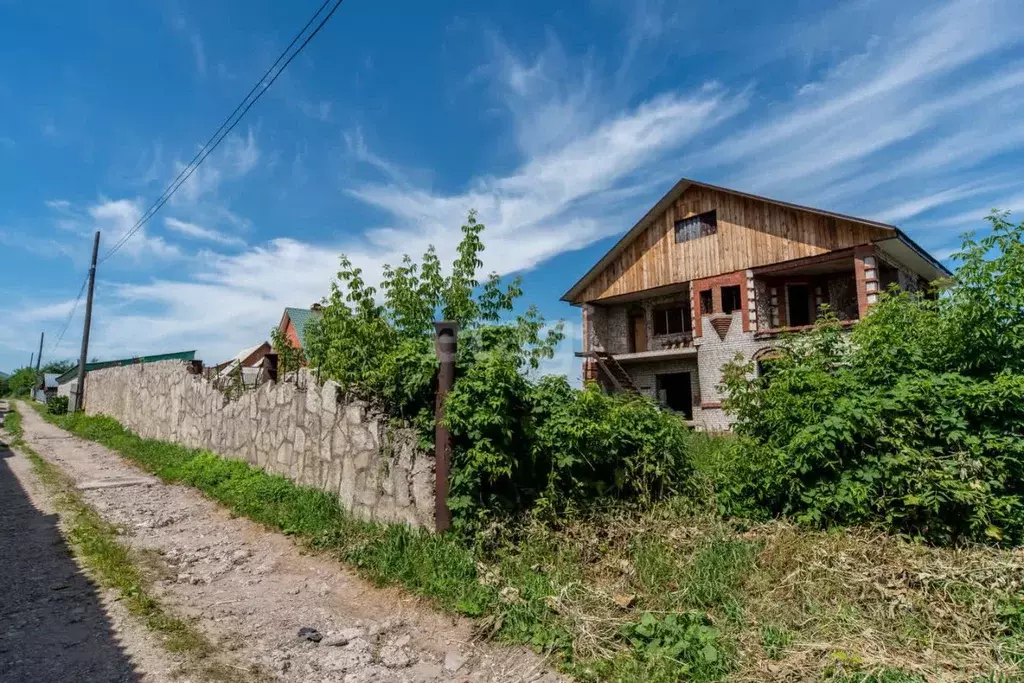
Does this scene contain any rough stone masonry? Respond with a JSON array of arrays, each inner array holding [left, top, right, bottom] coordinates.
[[83, 361, 434, 528]]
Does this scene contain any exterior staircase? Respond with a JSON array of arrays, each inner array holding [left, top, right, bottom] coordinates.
[[591, 350, 638, 393]]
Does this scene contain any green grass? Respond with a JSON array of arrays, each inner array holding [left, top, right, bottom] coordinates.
[[2, 404, 254, 682], [25, 405, 1024, 682]]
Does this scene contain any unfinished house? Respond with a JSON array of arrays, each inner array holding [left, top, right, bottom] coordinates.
[[562, 179, 950, 430]]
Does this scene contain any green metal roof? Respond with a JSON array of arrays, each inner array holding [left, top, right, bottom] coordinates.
[[56, 350, 197, 385], [284, 307, 321, 348]]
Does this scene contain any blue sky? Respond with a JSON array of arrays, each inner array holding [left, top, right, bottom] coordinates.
[[2, 0, 1023, 377]]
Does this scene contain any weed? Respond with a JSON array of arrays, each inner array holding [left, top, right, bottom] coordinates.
[[759, 624, 793, 660], [30, 405, 1024, 681]]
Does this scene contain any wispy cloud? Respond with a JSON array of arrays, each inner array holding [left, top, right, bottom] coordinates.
[[164, 217, 246, 247], [89, 199, 181, 261], [11, 0, 1024, 370]]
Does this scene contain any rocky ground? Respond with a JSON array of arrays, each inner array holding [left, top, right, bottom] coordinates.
[[11, 402, 562, 683], [0, 400, 179, 682]]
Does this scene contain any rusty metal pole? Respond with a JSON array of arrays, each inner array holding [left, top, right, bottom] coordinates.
[[433, 322, 458, 533]]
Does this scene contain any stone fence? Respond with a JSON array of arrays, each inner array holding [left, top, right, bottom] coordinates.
[[83, 361, 434, 528]]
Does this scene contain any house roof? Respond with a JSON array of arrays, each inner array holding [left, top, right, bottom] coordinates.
[[217, 342, 270, 378], [56, 350, 197, 385], [560, 177, 952, 303], [282, 307, 321, 348]]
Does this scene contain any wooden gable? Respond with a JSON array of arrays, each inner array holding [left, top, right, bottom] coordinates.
[[571, 185, 895, 303]]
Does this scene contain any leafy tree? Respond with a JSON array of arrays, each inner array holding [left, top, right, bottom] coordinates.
[[304, 211, 694, 529], [6, 367, 38, 398], [722, 212, 1024, 545], [41, 360, 76, 375], [269, 326, 306, 380]]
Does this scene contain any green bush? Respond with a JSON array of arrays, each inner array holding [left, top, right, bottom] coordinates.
[[302, 211, 695, 530], [444, 370, 695, 522], [46, 395, 69, 415], [722, 212, 1024, 545]]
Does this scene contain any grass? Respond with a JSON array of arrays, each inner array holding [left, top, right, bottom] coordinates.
[[23, 405, 1024, 682], [1, 404, 256, 682]]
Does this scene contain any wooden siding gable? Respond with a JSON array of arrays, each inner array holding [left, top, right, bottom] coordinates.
[[572, 185, 895, 303]]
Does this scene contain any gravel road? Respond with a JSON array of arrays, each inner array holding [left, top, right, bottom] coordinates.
[[11, 402, 561, 683], [0, 400, 179, 682]]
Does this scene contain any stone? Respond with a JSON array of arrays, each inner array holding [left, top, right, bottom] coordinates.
[[322, 627, 365, 647], [443, 650, 468, 673], [231, 549, 250, 564], [298, 626, 323, 643], [379, 644, 415, 669], [80, 360, 435, 529]]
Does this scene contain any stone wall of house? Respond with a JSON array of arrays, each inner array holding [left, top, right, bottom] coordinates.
[[694, 310, 771, 431], [622, 357, 700, 413], [83, 361, 434, 528]]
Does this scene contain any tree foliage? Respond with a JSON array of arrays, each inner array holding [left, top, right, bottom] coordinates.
[[269, 325, 305, 379], [303, 210, 695, 530], [722, 212, 1024, 545], [6, 367, 38, 398]]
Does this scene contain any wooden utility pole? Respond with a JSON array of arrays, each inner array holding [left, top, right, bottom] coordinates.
[[34, 332, 44, 400], [433, 321, 458, 533], [74, 231, 100, 412]]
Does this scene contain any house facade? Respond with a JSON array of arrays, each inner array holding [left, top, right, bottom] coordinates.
[[562, 179, 950, 430], [278, 306, 322, 351]]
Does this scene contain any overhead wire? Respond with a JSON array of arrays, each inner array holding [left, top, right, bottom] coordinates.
[[98, 0, 344, 264], [51, 274, 90, 352]]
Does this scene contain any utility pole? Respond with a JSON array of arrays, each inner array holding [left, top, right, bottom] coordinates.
[[74, 231, 100, 412], [29, 352, 34, 370], [34, 332, 44, 400]]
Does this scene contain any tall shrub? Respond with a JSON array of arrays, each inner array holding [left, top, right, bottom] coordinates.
[[722, 212, 1024, 545], [302, 211, 695, 530]]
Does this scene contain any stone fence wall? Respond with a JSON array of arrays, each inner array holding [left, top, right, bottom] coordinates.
[[84, 361, 434, 528]]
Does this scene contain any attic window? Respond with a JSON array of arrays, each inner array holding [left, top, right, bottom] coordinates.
[[675, 210, 717, 243]]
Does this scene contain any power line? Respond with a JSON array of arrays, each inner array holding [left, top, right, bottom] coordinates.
[[99, 0, 344, 264], [51, 274, 90, 353]]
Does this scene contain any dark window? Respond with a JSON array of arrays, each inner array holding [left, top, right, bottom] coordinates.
[[675, 210, 717, 243], [656, 372, 693, 419], [721, 285, 742, 314], [699, 289, 714, 315], [787, 284, 812, 327], [652, 306, 689, 336]]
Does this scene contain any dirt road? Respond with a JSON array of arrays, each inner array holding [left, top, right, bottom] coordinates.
[[11, 402, 560, 683], [0, 400, 180, 682]]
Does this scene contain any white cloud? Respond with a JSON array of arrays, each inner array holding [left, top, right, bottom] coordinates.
[[164, 217, 245, 247], [10, 0, 1024, 373], [697, 0, 1024, 201], [89, 199, 181, 261]]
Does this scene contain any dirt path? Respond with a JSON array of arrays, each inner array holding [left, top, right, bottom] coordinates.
[[14, 403, 561, 683], [0, 401, 179, 682]]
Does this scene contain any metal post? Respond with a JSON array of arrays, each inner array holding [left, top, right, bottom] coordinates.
[[433, 321, 458, 533], [74, 231, 100, 412], [29, 352, 34, 370]]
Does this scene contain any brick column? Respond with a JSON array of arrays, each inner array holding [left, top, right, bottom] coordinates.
[[581, 304, 598, 383], [854, 245, 878, 319], [744, 270, 756, 332]]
